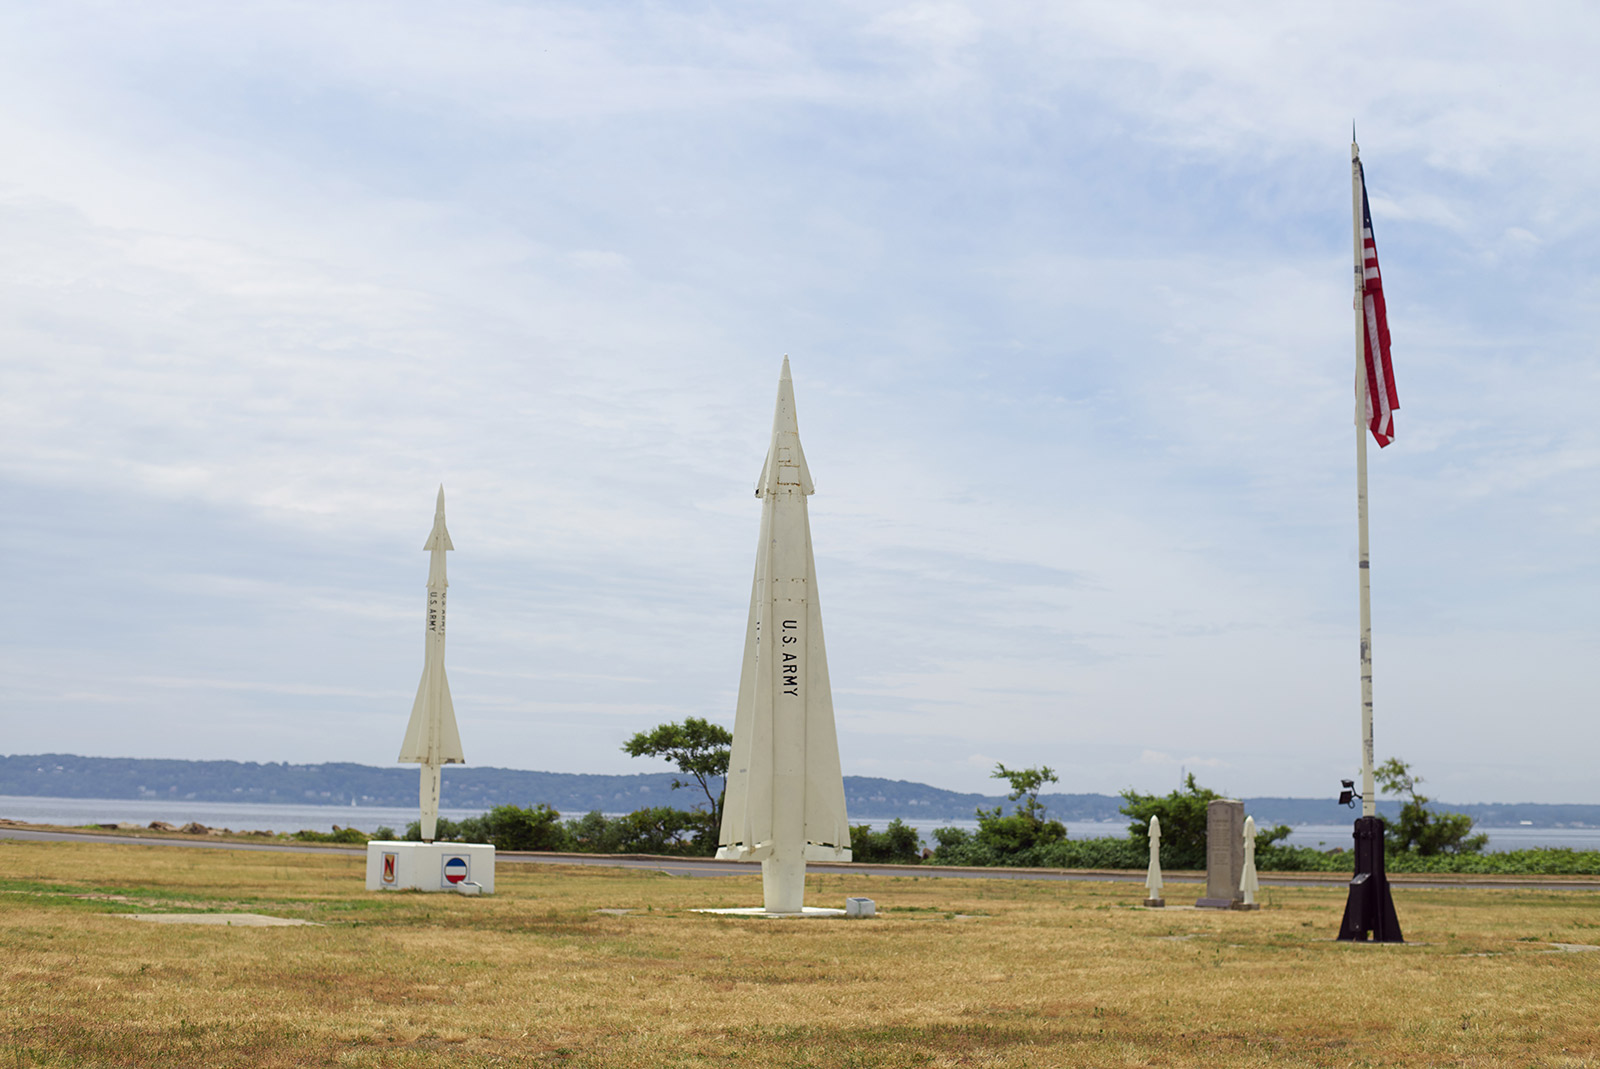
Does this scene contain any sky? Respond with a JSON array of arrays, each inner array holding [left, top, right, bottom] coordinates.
[[2, 2, 1597, 805]]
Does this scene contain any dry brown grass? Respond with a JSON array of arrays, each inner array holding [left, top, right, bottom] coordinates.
[[2, 840, 1597, 1067]]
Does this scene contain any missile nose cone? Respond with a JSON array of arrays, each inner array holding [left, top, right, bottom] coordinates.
[[772, 357, 798, 433], [756, 356, 814, 495], [423, 486, 454, 552]]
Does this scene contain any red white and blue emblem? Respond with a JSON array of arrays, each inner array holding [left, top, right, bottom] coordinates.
[[442, 856, 469, 885]]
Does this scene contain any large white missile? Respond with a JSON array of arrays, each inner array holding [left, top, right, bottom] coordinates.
[[398, 485, 465, 842], [716, 357, 851, 913]]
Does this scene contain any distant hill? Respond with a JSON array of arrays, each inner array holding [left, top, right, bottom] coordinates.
[[2, 754, 1595, 827]]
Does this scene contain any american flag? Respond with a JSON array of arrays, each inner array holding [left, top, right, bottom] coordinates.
[[1358, 159, 1398, 446]]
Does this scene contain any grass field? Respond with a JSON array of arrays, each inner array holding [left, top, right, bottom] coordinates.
[[2, 840, 1597, 1067]]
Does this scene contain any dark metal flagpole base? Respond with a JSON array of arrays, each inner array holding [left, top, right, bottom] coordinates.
[[1337, 815, 1403, 942]]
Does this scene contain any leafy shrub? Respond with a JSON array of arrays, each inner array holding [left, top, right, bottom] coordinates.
[[606, 806, 713, 855], [480, 804, 568, 851], [929, 832, 1145, 869], [560, 807, 714, 856], [397, 806, 570, 850], [291, 826, 368, 844], [849, 818, 923, 864], [401, 817, 469, 842]]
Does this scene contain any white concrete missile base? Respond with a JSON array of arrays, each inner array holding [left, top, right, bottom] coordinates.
[[714, 358, 853, 916], [692, 906, 848, 918], [366, 841, 494, 895]]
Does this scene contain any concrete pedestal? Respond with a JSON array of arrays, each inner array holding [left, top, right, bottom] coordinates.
[[366, 841, 494, 894], [692, 906, 847, 918]]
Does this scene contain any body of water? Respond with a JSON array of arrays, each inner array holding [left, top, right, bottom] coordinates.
[[846, 817, 1600, 852], [6, 796, 1599, 851], [0, 795, 483, 835]]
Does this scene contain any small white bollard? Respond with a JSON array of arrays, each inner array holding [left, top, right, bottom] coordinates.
[[845, 897, 876, 918]]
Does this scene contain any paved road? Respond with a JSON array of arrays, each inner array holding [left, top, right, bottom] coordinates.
[[6, 826, 1598, 891]]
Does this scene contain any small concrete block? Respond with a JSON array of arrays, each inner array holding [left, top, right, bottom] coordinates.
[[1143, 898, 1165, 908], [845, 897, 876, 917]]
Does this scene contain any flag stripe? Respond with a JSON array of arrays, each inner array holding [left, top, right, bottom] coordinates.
[[1357, 160, 1398, 447]]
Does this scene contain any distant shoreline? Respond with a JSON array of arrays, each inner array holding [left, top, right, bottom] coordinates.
[[6, 796, 1600, 852], [4, 754, 1597, 829]]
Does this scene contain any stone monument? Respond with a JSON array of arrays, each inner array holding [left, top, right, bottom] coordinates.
[[1195, 798, 1245, 909]]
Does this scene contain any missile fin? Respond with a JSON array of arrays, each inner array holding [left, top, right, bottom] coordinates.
[[800, 533, 849, 854], [717, 504, 773, 855], [398, 666, 432, 762], [435, 665, 466, 764]]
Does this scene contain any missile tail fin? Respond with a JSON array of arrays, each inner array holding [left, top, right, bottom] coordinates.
[[398, 667, 431, 762], [717, 509, 773, 858], [397, 662, 465, 764], [800, 536, 849, 857], [435, 665, 466, 764]]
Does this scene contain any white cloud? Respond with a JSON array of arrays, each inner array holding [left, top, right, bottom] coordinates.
[[0, 1, 1595, 803]]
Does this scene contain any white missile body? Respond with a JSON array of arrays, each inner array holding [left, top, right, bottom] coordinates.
[[1145, 815, 1164, 902], [717, 358, 851, 913], [1240, 815, 1259, 906], [398, 486, 465, 842]]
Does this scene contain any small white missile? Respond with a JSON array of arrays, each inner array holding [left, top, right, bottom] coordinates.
[[398, 486, 465, 842], [717, 357, 851, 913], [1240, 815, 1260, 906], [1145, 815, 1164, 905]]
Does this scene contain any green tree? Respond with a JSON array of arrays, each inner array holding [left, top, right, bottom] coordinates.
[[621, 717, 733, 830], [1121, 774, 1292, 869], [1120, 773, 1219, 869], [975, 763, 1067, 854], [1375, 757, 1487, 856]]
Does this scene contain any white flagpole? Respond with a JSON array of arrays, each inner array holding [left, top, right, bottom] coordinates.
[[1351, 137, 1377, 819]]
